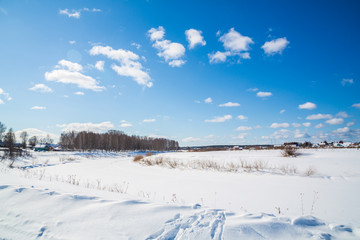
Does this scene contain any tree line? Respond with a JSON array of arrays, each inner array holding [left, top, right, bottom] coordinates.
[[59, 130, 179, 151]]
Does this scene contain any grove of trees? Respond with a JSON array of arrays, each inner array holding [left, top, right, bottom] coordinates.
[[59, 130, 179, 151]]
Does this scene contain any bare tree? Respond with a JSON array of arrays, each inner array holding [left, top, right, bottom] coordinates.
[[3, 128, 16, 167], [0, 121, 6, 143], [28, 136, 37, 148], [20, 131, 28, 149]]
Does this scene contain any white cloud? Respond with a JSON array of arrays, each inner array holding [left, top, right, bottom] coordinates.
[[143, 119, 156, 123], [204, 134, 215, 139], [280, 109, 285, 114], [57, 121, 114, 132], [336, 112, 349, 118], [346, 122, 355, 127], [256, 91, 272, 97], [131, 43, 141, 49], [233, 133, 249, 139], [237, 115, 248, 120], [120, 123, 132, 127], [218, 102, 240, 107], [95, 61, 105, 71], [148, 26, 186, 67], [168, 59, 186, 67], [270, 122, 289, 128], [69, 40, 76, 45], [220, 28, 253, 53], [302, 122, 311, 127], [59, 9, 80, 18], [182, 137, 201, 143], [0, 88, 11, 102], [292, 123, 301, 128], [261, 37, 290, 55], [15, 128, 59, 142], [45, 60, 105, 91], [29, 84, 53, 93], [209, 28, 253, 64], [236, 126, 252, 131], [74, 91, 84, 95], [352, 103, 360, 109], [341, 78, 354, 86], [315, 123, 325, 129], [294, 129, 311, 139], [298, 102, 316, 110], [306, 113, 332, 120], [31, 106, 46, 110], [204, 97, 212, 103], [205, 115, 232, 123], [90, 45, 152, 87], [326, 118, 344, 125], [185, 29, 206, 49], [149, 134, 168, 139], [333, 127, 349, 133], [208, 51, 231, 63], [247, 88, 259, 92]]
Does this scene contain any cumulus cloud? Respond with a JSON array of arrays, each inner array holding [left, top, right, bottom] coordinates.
[[298, 102, 316, 110], [57, 121, 114, 132], [237, 115, 248, 120], [236, 126, 252, 131], [209, 28, 253, 63], [302, 122, 311, 127], [233, 133, 249, 139], [69, 40, 76, 45], [95, 61, 105, 71], [205, 115, 232, 123], [270, 122, 290, 128], [185, 29, 206, 49], [31, 106, 46, 110], [352, 103, 360, 109], [218, 102, 240, 107], [341, 78, 354, 86], [256, 91, 272, 98], [74, 91, 84, 95], [294, 129, 311, 139], [292, 123, 301, 128], [45, 59, 105, 91], [143, 119, 156, 123], [29, 84, 53, 93], [315, 123, 325, 129], [90, 45, 152, 87], [182, 137, 201, 143], [204, 97, 212, 103], [326, 118, 344, 125], [333, 127, 349, 133], [306, 113, 332, 120], [0, 99, 3, 104], [261, 37, 289, 55], [148, 26, 186, 67]]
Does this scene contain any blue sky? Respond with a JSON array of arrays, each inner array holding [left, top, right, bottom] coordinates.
[[0, 0, 359, 146]]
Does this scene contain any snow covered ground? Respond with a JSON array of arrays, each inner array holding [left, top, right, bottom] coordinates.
[[1, 149, 359, 239]]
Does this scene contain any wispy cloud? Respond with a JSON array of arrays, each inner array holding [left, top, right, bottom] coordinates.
[[270, 122, 289, 128], [59, 8, 101, 19], [57, 121, 114, 132], [29, 84, 53, 93], [182, 137, 201, 143], [352, 103, 360, 109], [306, 113, 332, 120], [236, 126, 252, 131], [95, 61, 105, 71], [256, 91, 272, 98], [325, 118, 344, 125], [341, 78, 354, 86], [205, 115, 232, 123], [218, 102, 240, 107], [31, 106, 46, 110], [237, 115, 248, 120], [143, 119, 156, 123], [204, 97, 212, 103]]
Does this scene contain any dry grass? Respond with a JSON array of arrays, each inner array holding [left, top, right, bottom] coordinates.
[[281, 148, 299, 157], [145, 152, 153, 157], [304, 166, 316, 176], [133, 155, 144, 162]]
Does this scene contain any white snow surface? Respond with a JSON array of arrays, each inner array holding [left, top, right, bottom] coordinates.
[[1, 149, 360, 239]]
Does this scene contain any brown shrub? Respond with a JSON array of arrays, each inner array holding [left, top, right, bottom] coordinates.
[[133, 155, 144, 162]]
